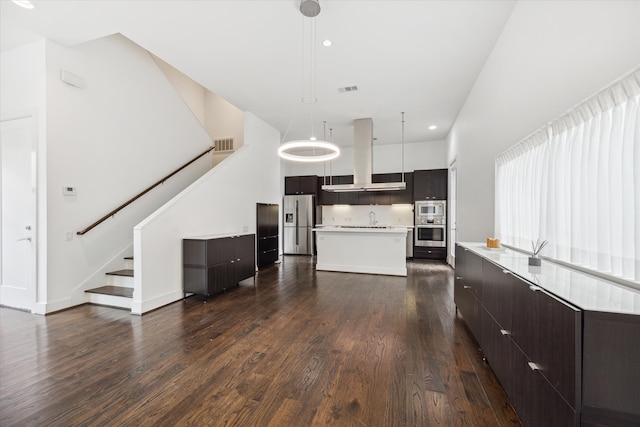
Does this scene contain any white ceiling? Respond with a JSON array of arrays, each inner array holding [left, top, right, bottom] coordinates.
[[0, 0, 516, 147]]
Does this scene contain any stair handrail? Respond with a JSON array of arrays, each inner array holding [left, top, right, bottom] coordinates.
[[77, 146, 214, 236]]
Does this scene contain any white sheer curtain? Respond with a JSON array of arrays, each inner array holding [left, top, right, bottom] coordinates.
[[496, 68, 640, 284]]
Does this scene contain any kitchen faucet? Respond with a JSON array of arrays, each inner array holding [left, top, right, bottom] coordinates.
[[369, 211, 378, 226]]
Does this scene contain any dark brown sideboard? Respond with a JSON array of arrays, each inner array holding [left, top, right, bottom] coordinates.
[[183, 233, 255, 298], [455, 243, 640, 427]]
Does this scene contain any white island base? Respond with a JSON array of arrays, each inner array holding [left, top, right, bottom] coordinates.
[[314, 227, 408, 276]]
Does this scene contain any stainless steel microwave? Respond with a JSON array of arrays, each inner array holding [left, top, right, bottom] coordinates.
[[415, 200, 446, 224]]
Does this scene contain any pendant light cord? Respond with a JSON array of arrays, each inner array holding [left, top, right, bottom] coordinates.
[[401, 112, 405, 183]]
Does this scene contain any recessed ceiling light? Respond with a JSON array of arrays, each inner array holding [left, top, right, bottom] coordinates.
[[12, 0, 34, 9], [322, 40, 332, 47], [428, 125, 437, 130]]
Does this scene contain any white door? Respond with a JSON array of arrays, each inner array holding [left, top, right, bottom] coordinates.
[[448, 163, 457, 268], [1, 117, 36, 311]]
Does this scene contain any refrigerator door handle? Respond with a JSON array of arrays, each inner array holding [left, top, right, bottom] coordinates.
[[295, 200, 299, 246]]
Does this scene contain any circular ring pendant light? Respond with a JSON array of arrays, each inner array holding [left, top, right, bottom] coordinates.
[[278, 140, 340, 162], [278, 0, 340, 163]]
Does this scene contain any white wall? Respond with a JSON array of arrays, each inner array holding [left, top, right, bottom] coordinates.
[[282, 139, 447, 177], [447, 0, 640, 243], [152, 54, 206, 127], [152, 55, 245, 166], [43, 34, 213, 312], [0, 39, 48, 313], [133, 112, 280, 314]]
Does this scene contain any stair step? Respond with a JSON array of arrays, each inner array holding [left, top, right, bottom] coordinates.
[[106, 269, 134, 277], [85, 286, 133, 298]]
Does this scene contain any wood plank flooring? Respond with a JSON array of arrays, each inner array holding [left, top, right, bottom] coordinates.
[[0, 256, 521, 426]]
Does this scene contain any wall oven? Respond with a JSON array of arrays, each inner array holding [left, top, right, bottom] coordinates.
[[415, 200, 446, 247], [415, 225, 446, 247]]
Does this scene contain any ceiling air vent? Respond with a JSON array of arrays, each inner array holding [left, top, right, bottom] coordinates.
[[338, 85, 358, 93], [214, 138, 234, 152]]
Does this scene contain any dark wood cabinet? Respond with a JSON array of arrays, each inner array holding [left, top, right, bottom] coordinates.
[[413, 247, 446, 260], [318, 175, 353, 205], [285, 175, 318, 195], [455, 244, 581, 426], [317, 173, 413, 206], [413, 169, 447, 200], [581, 311, 640, 426], [256, 203, 279, 269], [183, 234, 255, 298]]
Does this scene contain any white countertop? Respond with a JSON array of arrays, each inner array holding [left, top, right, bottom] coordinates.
[[459, 242, 640, 315], [314, 225, 411, 234]]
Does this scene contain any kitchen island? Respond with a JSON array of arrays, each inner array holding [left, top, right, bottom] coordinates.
[[313, 226, 408, 276]]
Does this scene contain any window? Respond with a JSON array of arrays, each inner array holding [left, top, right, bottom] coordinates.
[[496, 68, 640, 285]]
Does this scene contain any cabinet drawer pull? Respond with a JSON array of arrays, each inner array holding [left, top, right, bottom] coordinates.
[[500, 329, 510, 336], [230, 260, 235, 263], [528, 362, 541, 371], [463, 285, 472, 289], [456, 276, 463, 280], [529, 285, 541, 292]]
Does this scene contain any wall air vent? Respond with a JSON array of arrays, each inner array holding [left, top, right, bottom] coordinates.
[[214, 138, 234, 152], [338, 85, 358, 93]]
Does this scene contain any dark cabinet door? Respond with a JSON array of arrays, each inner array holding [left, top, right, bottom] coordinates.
[[285, 175, 318, 195], [455, 245, 483, 300], [482, 260, 513, 331], [429, 169, 448, 199], [257, 203, 278, 269], [414, 169, 448, 200], [233, 234, 255, 282], [299, 175, 318, 194], [183, 266, 206, 294], [510, 275, 540, 363], [208, 263, 233, 293], [481, 309, 515, 401], [533, 288, 580, 409], [208, 237, 233, 264], [454, 277, 482, 341]]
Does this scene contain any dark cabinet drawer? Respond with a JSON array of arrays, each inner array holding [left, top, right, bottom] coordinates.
[[414, 247, 446, 260]]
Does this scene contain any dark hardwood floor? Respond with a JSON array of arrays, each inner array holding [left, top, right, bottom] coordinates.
[[0, 257, 521, 426]]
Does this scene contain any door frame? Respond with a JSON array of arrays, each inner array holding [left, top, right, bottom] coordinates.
[[0, 111, 39, 312], [447, 159, 457, 268]]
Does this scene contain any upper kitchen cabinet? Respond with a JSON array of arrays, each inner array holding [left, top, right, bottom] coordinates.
[[414, 169, 447, 201], [284, 175, 319, 195], [318, 175, 354, 205], [372, 172, 413, 205]]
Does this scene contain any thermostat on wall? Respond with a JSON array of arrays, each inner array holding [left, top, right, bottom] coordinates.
[[63, 186, 77, 196]]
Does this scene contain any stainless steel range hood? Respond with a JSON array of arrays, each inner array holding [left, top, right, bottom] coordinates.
[[321, 118, 406, 192]]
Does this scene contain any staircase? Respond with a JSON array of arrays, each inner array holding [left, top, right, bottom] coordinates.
[[85, 256, 134, 310]]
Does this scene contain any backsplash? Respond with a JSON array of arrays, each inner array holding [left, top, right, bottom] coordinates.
[[321, 204, 413, 226]]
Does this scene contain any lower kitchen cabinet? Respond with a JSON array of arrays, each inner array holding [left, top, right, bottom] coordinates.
[[414, 246, 446, 260], [455, 244, 581, 426], [183, 233, 255, 298]]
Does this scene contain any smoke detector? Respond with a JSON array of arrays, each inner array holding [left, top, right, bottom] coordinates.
[[300, 0, 321, 17]]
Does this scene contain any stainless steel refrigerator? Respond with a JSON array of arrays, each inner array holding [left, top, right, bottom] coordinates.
[[283, 195, 315, 255]]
